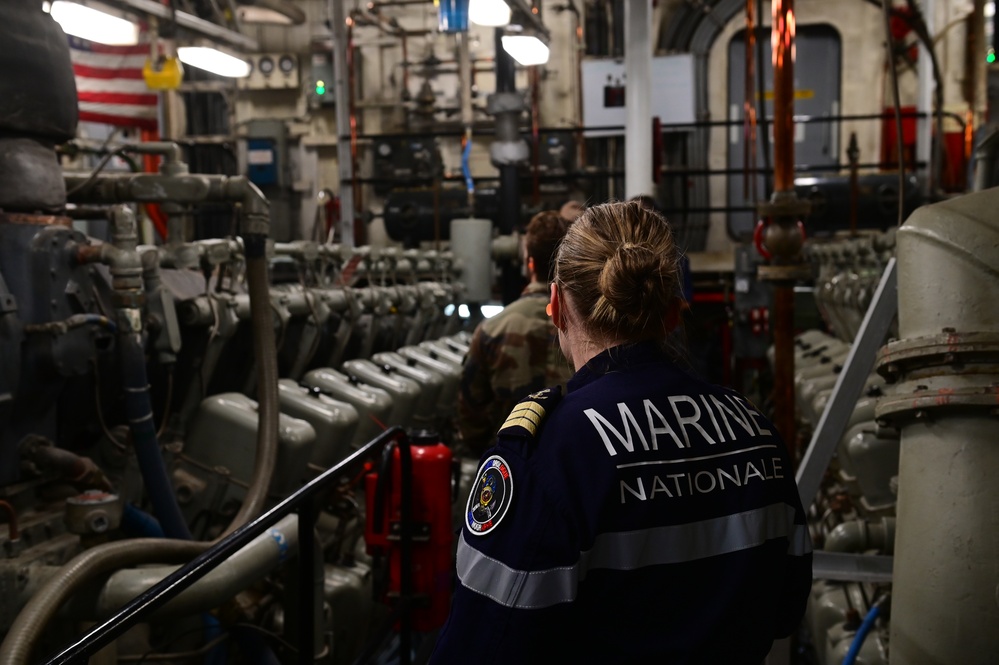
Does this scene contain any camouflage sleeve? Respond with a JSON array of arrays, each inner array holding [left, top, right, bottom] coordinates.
[[457, 327, 499, 457]]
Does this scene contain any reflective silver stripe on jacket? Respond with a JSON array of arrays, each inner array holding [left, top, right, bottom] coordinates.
[[457, 502, 811, 610]]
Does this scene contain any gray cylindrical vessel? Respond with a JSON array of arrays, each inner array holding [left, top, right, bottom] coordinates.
[[883, 189, 999, 665]]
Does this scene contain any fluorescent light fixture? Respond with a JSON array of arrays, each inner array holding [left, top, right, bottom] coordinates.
[[236, 6, 293, 24], [177, 46, 251, 78], [481, 305, 504, 318], [469, 0, 511, 27], [501, 34, 550, 66], [48, 1, 139, 46]]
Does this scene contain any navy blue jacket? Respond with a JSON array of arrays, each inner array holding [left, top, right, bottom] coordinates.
[[430, 342, 812, 664]]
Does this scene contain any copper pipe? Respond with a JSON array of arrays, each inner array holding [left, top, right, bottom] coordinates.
[[771, 0, 796, 193], [773, 285, 796, 459], [0, 500, 19, 541], [743, 0, 758, 199]]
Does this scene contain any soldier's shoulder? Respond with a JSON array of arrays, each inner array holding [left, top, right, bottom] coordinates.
[[496, 386, 563, 439]]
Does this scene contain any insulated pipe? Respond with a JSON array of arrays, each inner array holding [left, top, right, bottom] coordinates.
[[881, 189, 999, 664], [0, 539, 205, 664], [624, 0, 653, 198], [95, 515, 298, 618], [823, 517, 895, 555], [227, 235, 280, 536]]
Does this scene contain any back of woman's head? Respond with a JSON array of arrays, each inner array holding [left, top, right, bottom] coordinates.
[[554, 200, 681, 342]]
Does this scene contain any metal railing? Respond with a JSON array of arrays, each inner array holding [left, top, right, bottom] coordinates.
[[43, 427, 407, 665]]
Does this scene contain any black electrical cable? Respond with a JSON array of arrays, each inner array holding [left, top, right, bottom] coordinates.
[[881, 0, 907, 226]]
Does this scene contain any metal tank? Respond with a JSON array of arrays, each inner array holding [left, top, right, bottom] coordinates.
[[301, 368, 394, 447], [875, 189, 999, 664], [396, 345, 462, 415], [277, 379, 360, 468], [370, 351, 445, 426], [178, 393, 317, 526], [341, 358, 422, 428]]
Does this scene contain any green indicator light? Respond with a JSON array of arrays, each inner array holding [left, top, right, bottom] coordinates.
[[316, 80, 326, 95], [989, 51, 996, 64]]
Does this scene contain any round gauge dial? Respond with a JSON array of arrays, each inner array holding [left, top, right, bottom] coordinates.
[[258, 56, 275, 75], [278, 55, 295, 74]]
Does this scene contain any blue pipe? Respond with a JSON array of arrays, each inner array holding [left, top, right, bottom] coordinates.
[[120, 504, 165, 538], [462, 136, 474, 198], [843, 603, 880, 665], [119, 333, 192, 540]]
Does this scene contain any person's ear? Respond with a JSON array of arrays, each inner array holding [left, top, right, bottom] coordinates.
[[549, 283, 562, 330]]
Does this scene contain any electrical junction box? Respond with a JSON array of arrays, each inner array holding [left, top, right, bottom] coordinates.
[[238, 53, 300, 90], [247, 138, 278, 186], [309, 52, 336, 108]]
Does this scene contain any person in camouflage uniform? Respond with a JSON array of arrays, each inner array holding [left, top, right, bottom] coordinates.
[[456, 211, 574, 459]]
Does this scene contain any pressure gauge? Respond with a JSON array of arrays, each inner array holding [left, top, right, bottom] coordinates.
[[258, 56, 274, 76], [278, 55, 295, 74]]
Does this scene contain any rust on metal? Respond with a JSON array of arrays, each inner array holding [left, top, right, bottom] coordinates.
[[0, 212, 72, 228]]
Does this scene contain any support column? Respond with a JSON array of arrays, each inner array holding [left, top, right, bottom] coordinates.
[[331, 0, 355, 248], [624, 0, 653, 198]]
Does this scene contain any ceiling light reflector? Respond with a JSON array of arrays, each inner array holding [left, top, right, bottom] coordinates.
[[501, 34, 550, 66]]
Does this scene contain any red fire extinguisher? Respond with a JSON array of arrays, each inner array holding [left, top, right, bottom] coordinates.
[[365, 430, 453, 632]]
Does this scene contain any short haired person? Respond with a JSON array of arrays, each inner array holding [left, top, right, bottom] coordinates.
[[430, 201, 812, 663], [455, 210, 573, 459]]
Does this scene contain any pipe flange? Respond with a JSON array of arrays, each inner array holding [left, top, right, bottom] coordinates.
[[875, 383, 999, 423], [757, 263, 812, 282], [757, 197, 812, 219], [877, 331, 999, 381]]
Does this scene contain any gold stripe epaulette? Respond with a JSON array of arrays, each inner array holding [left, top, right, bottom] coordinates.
[[498, 400, 546, 436]]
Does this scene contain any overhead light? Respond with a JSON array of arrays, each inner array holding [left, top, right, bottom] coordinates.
[[236, 0, 306, 25], [501, 34, 550, 66], [177, 46, 251, 78], [469, 0, 511, 27], [47, 1, 139, 46]]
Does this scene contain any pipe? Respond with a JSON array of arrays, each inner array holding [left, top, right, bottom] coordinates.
[[226, 235, 280, 536], [624, 0, 653, 198], [120, 333, 191, 540], [96, 515, 298, 618], [843, 603, 881, 665], [823, 518, 895, 555], [771, 0, 796, 193], [0, 539, 205, 664], [18, 437, 112, 492], [331, 0, 356, 247], [880, 189, 999, 663], [0, 500, 18, 541]]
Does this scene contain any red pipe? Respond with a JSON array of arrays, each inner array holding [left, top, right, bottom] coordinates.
[[0, 500, 19, 541]]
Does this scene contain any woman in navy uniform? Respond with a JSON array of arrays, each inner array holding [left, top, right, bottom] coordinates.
[[430, 200, 812, 664]]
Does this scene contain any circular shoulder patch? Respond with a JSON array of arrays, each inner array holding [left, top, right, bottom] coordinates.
[[465, 455, 514, 536]]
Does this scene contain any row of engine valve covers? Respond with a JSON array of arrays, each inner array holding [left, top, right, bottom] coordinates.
[[176, 335, 470, 541], [788, 231, 900, 665]]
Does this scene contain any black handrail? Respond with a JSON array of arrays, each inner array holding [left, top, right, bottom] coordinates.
[[43, 426, 407, 665]]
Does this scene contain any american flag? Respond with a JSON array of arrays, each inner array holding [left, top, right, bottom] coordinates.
[[68, 35, 158, 130]]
